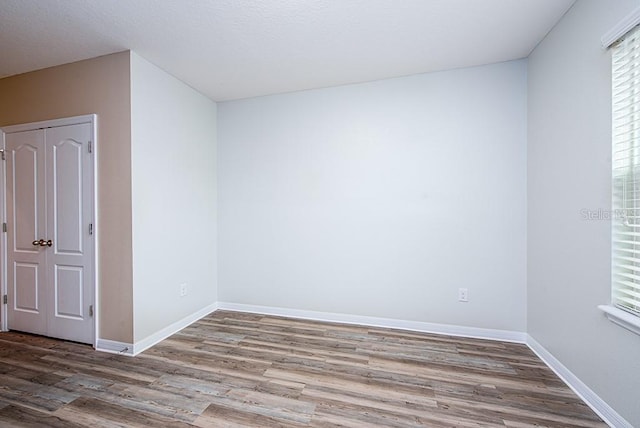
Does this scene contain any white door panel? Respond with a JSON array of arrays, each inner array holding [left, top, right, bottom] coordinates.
[[6, 130, 47, 335], [45, 123, 93, 343], [54, 265, 84, 319], [14, 262, 39, 312], [5, 122, 94, 344], [51, 137, 83, 254], [13, 144, 42, 251]]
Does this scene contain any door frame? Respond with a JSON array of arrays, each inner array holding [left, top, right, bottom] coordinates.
[[0, 114, 98, 348], [0, 129, 5, 334]]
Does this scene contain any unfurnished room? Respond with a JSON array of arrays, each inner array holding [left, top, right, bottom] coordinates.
[[0, 0, 639, 427]]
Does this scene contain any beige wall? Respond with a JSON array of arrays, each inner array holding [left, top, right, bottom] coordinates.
[[0, 52, 133, 342]]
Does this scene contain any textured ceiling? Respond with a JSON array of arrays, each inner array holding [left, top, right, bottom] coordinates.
[[0, 0, 574, 101]]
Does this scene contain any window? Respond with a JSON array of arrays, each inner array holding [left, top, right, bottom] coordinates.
[[607, 24, 640, 334], [612, 24, 640, 316]]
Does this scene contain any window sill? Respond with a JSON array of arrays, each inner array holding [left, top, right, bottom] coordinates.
[[598, 305, 640, 336]]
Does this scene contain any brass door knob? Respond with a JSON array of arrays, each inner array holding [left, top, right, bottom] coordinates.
[[32, 239, 52, 247]]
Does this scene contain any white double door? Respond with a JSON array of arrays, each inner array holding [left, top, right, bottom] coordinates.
[[6, 122, 94, 344]]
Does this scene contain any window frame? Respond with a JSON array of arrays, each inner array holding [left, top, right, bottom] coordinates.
[[601, 16, 640, 336]]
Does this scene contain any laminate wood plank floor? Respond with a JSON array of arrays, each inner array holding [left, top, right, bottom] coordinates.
[[0, 311, 606, 427]]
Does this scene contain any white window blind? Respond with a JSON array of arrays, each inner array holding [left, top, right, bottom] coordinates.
[[612, 24, 640, 317]]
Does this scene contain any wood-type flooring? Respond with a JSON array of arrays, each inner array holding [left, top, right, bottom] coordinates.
[[0, 310, 606, 427]]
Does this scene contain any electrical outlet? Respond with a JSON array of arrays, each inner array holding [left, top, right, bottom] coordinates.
[[458, 288, 469, 302], [180, 283, 187, 297]]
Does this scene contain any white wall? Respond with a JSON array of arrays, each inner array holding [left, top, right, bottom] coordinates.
[[528, 1, 640, 426], [218, 60, 527, 332], [130, 52, 217, 342]]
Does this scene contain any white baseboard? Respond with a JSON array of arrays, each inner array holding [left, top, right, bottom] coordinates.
[[216, 302, 527, 343], [526, 335, 631, 428], [95, 302, 218, 357], [131, 302, 218, 356], [95, 338, 134, 356]]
